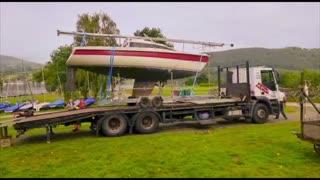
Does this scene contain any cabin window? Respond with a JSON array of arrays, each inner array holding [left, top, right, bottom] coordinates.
[[261, 70, 276, 91], [129, 42, 172, 50]]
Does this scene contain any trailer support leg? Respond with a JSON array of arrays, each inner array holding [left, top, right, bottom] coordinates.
[[50, 126, 54, 135], [128, 120, 135, 135], [46, 126, 51, 144]]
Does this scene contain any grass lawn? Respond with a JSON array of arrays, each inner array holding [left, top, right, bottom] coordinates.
[[1, 93, 63, 104], [0, 87, 319, 178], [0, 114, 319, 177]]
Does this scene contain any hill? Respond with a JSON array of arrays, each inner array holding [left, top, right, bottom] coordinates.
[[207, 47, 320, 70], [0, 55, 44, 74]]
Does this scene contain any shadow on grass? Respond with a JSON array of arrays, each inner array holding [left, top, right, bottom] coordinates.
[[13, 129, 95, 146], [159, 119, 251, 133], [13, 119, 252, 146]]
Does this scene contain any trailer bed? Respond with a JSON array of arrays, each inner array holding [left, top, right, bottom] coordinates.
[[0, 99, 242, 131]]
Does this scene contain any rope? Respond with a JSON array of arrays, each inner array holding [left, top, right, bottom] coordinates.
[[190, 55, 203, 96], [105, 47, 116, 100], [80, 32, 87, 46], [98, 77, 103, 101]]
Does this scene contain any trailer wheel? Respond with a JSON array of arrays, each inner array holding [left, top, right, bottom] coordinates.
[[134, 112, 160, 134], [314, 144, 320, 155], [101, 114, 128, 137], [252, 103, 269, 124], [138, 97, 151, 108], [152, 96, 163, 108]]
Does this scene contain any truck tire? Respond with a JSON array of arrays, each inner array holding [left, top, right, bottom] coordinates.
[[151, 96, 163, 108], [134, 112, 160, 134], [138, 97, 151, 108], [252, 103, 269, 124], [101, 114, 128, 137]]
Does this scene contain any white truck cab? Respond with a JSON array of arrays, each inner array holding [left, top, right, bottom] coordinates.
[[219, 63, 282, 123]]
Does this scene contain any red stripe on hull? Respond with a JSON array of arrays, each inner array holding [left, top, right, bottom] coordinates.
[[73, 49, 209, 63]]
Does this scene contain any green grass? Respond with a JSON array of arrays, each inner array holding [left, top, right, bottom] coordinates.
[[284, 106, 299, 113], [287, 97, 320, 103], [1, 93, 62, 104], [0, 118, 319, 177]]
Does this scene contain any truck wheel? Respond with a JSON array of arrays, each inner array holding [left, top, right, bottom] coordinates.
[[152, 96, 163, 108], [252, 103, 269, 124], [101, 114, 128, 137], [138, 97, 151, 108], [314, 144, 320, 155], [134, 112, 160, 134]]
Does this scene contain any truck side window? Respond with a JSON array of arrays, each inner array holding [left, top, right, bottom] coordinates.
[[261, 70, 276, 91]]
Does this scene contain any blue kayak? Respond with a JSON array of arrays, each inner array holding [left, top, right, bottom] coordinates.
[[4, 103, 25, 113], [48, 99, 65, 108], [0, 102, 11, 112], [85, 97, 95, 106], [0, 102, 10, 109]]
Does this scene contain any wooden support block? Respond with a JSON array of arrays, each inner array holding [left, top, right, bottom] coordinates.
[[0, 136, 12, 148]]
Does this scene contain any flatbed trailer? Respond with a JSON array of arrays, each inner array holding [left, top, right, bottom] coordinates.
[[0, 98, 250, 145], [0, 61, 282, 147]]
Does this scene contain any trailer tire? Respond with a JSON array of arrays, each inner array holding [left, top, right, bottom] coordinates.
[[101, 114, 128, 137], [152, 96, 163, 108], [139, 97, 151, 108], [314, 144, 320, 155], [252, 103, 269, 124], [134, 112, 160, 134]]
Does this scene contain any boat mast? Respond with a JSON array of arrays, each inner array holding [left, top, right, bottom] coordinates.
[[22, 60, 35, 104], [57, 30, 234, 47], [5, 75, 10, 101], [41, 68, 46, 102]]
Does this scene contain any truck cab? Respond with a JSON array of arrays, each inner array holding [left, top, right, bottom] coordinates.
[[219, 62, 282, 123], [249, 66, 281, 101]]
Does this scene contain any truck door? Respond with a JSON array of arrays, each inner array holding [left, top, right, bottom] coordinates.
[[259, 70, 278, 100]]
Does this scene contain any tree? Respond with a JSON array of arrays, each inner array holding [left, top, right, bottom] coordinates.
[[184, 73, 208, 86], [74, 12, 121, 99], [75, 12, 120, 46], [33, 12, 121, 101], [33, 45, 73, 94], [134, 27, 173, 47]]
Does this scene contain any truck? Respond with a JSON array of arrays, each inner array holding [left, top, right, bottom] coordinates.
[[0, 61, 283, 147]]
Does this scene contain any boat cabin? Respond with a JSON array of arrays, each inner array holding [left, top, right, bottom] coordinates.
[[121, 38, 174, 50]]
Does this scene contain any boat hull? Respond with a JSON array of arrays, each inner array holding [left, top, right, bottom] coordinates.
[[67, 47, 209, 80]]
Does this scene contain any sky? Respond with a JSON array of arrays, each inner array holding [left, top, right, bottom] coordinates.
[[0, 2, 319, 64]]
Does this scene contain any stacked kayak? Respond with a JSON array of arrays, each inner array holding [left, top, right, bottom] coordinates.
[[4, 103, 25, 113], [48, 100, 65, 108]]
